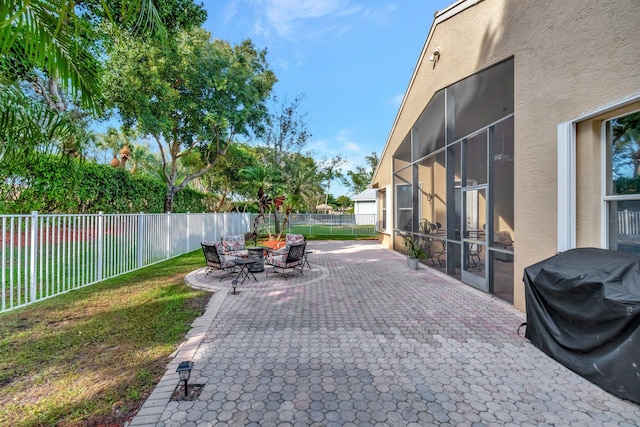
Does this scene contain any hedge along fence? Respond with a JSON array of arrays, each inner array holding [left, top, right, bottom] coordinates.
[[0, 153, 208, 214]]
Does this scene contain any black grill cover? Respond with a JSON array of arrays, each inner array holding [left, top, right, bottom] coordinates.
[[523, 247, 640, 404]]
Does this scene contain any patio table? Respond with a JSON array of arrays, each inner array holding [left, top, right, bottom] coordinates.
[[303, 250, 312, 270], [231, 258, 257, 293], [246, 246, 268, 272]]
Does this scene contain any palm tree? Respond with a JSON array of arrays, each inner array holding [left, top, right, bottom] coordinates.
[[95, 127, 129, 164], [0, 86, 75, 162], [277, 158, 322, 239], [319, 155, 346, 213], [1, 1, 103, 109], [0, 1, 165, 161], [1, 1, 167, 103], [128, 142, 162, 176], [240, 164, 280, 238]]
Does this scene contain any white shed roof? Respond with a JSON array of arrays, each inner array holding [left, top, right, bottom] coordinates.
[[352, 188, 377, 202]]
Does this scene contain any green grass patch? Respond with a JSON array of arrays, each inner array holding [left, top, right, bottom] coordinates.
[[304, 234, 377, 241], [0, 250, 210, 427], [258, 234, 377, 245], [256, 223, 377, 237]]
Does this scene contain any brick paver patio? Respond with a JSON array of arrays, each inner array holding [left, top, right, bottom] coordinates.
[[129, 240, 640, 426]]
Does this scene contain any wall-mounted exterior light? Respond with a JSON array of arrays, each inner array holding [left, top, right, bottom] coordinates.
[[428, 47, 441, 68]]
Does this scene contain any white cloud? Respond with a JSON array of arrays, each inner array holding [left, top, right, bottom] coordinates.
[[309, 129, 368, 173], [389, 93, 404, 109], [307, 131, 371, 196], [344, 142, 360, 151], [253, 17, 268, 37], [360, 3, 398, 25], [222, 0, 240, 24], [265, 0, 345, 37], [272, 55, 289, 70], [335, 129, 362, 153], [308, 138, 331, 154], [234, 0, 396, 42]]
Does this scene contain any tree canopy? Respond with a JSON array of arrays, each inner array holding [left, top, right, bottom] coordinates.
[[104, 27, 277, 211], [343, 151, 379, 195], [0, 0, 368, 216], [0, 0, 206, 178], [255, 95, 312, 167], [611, 111, 640, 179]]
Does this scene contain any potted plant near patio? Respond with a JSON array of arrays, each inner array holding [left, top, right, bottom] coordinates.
[[403, 235, 426, 270]]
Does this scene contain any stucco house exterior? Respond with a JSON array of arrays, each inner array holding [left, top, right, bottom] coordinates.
[[372, 0, 640, 311]]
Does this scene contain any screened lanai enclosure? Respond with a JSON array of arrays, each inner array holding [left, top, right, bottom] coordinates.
[[393, 58, 515, 302]]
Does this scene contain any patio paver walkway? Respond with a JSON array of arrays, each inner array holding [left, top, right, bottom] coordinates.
[[128, 240, 640, 426]]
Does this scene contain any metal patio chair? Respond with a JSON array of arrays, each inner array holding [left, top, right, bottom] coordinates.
[[201, 242, 238, 281], [429, 240, 447, 267], [468, 243, 483, 270], [265, 242, 306, 280]]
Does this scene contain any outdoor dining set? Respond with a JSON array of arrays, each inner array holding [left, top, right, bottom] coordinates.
[[200, 233, 310, 292]]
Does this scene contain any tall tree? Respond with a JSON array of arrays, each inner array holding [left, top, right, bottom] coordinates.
[[253, 94, 312, 232], [0, 88, 77, 162], [255, 94, 311, 167], [0, 0, 205, 166], [202, 143, 258, 212], [336, 195, 352, 211], [277, 155, 322, 238], [319, 155, 346, 213], [1, 0, 104, 110], [92, 129, 162, 175], [342, 151, 379, 194], [94, 127, 133, 165], [105, 28, 276, 211], [127, 142, 162, 175], [77, 0, 206, 35], [1, 1, 101, 163], [1, 0, 204, 110], [611, 112, 640, 178], [240, 163, 280, 238]]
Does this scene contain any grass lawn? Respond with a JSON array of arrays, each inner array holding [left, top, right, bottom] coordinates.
[[253, 222, 376, 239], [0, 250, 211, 427], [259, 233, 377, 242]]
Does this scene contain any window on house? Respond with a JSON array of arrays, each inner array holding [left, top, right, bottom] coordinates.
[[380, 189, 387, 231], [396, 183, 412, 231], [606, 110, 640, 254]]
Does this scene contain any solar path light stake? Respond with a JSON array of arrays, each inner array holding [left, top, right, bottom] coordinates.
[[176, 361, 193, 396]]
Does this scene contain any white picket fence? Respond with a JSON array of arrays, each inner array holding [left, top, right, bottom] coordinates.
[[0, 211, 250, 313]]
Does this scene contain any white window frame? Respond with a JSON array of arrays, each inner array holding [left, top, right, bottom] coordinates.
[[557, 122, 576, 252], [380, 187, 388, 233], [602, 110, 640, 250], [557, 92, 640, 252]]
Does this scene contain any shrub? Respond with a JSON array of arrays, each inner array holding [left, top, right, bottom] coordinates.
[[0, 154, 207, 213]]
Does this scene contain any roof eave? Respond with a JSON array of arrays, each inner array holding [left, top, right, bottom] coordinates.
[[372, 0, 485, 186]]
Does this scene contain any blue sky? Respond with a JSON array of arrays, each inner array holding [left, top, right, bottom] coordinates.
[[202, 0, 453, 197]]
